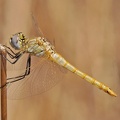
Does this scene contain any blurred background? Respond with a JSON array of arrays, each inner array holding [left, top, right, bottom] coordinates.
[[0, 0, 120, 120]]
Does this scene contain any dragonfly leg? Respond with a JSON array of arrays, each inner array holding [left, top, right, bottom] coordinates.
[[3, 45, 17, 56], [0, 54, 31, 89], [1, 45, 25, 64]]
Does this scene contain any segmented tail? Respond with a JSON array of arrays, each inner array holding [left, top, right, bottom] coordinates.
[[50, 52, 117, 97]]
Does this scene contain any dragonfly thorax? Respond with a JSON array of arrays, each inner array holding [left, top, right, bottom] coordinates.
[[25, 37, 55, 57], [10, 32, 27, 50]]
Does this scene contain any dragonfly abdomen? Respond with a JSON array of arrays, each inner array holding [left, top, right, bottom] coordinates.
[[50, 52, 117, 97], [75, 70, 117, 96]]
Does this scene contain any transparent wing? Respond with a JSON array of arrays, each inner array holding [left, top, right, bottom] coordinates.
[[31, 13, 44, 37], [28, 13, 45, 39], [7, 55, 67, 99], [5, 14, 67, 99]]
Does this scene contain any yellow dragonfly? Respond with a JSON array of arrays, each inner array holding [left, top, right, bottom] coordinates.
[[0, 31, 117, 99]]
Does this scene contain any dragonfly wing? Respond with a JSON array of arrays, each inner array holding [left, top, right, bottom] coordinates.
[[7, 56, 67, 99]]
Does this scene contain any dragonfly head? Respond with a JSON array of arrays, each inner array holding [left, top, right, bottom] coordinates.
[[9, 32, 26, 50]]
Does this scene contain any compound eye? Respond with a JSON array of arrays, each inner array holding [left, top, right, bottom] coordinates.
[[9, 34, 21, 50]]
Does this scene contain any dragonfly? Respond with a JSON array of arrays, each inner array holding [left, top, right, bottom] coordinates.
[[0, 32, 117, 99]]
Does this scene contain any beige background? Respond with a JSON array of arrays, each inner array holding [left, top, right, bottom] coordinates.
[[0, 0, 120, 120]]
